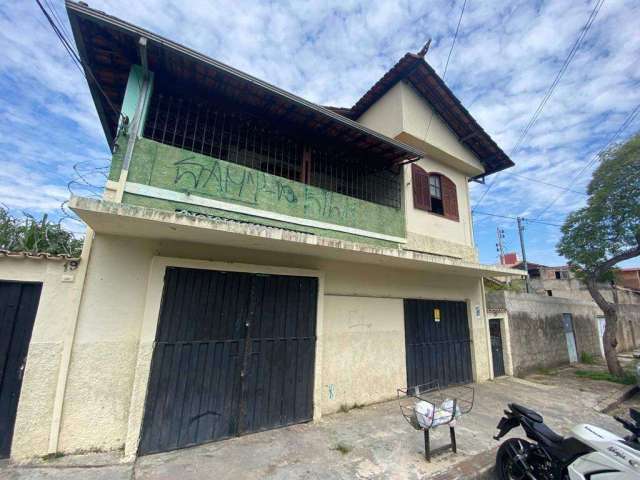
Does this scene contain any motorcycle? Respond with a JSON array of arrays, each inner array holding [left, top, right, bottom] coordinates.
[[493, 403, 640, 479]]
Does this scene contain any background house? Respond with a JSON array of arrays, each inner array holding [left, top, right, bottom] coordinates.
[[0, 1, 523, 461], [617, 268, 640, 290], [486, 253, 640, 376]]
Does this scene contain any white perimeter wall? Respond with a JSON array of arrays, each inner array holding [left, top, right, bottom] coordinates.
[[0, 258, 84, 459]]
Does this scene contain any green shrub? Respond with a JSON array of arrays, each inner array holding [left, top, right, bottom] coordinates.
[[536, 367, 557, 376], [332, 442, 353, 454], [574, 369, 636, 385], [580, 351, 597, 365]]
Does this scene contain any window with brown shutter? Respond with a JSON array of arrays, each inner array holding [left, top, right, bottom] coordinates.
[[411, 164, 460, 222], [440, 175, 459, 221], [411, 164, 430, 211]]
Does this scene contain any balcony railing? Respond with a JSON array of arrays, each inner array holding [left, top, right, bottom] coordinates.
[[142, 90, 402, 209]]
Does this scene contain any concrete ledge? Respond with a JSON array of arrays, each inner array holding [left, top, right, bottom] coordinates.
[[70, 196, 525, 278], [432, 446, 497, 479], [595, 384, 639, 413]]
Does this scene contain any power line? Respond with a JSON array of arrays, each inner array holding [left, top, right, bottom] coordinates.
[[442, 0, 468, 81], [510, 0, 604, 158], [35, 0, 128, 125], [473, 210, 563, 227], [506, 172, 587, 195], [532, 101, 640, 220], [43, 0, 71, 39], [472, 0, 605, 212], [473, 104, 640, 234], [421, 0, 468, 145]]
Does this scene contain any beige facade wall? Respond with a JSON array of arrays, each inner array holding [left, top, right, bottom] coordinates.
[[356, 81, 479, 260], [57, 236, 154, 454], [11, 232, 493, 459], [356, 81, 484, 176], [400, 82, 483, 174], [0, 258, 83, 459], [356, 82, 404, 139], [321, 296, 405, 413], [403, 156, 475, 252]]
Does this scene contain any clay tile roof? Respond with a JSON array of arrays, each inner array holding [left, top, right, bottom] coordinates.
[[326, 53, 514, 176]]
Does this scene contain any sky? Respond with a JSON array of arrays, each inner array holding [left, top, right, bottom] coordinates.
[[0, 0, 639, 267]]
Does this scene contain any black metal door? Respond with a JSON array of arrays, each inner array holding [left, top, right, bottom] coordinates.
[[139, 268, 318, 455], [403, 299, 472, 388], [489, 319, 506, 377], [0, 281, 42, 458]]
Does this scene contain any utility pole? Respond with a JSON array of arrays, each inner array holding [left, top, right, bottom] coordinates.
[[517, 217, 530, 293], [495, 227, 506, 265]]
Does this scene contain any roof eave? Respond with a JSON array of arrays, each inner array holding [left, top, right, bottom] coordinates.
[[65, 0, 424, 160], [66, 4, 117, 150], [345, 52, 514, 175]]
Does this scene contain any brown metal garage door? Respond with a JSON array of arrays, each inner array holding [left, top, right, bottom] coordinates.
[[138, 267, 318, 455], [403, 299, 472, 389]]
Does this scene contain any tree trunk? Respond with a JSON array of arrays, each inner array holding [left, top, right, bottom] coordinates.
[[602, 309, 623, 376], [585, 279, 623, 376]]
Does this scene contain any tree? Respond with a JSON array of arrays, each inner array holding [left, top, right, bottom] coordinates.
[[0, 207, 83, 257], [557, 132, 640, 376]]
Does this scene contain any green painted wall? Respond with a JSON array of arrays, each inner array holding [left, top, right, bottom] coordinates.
[[108, 135, 126, 181], [109, 65, 154, 181], [122, 194, 399, 247], [123, 138, 405, 243]]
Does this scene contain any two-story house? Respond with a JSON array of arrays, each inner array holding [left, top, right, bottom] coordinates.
[[5, 1, 523, 461]]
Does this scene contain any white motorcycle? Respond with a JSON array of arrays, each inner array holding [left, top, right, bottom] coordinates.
[[494, 403, 640, 479]]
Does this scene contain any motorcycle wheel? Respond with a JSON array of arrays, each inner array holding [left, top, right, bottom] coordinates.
[[495, 438, 532, 480]]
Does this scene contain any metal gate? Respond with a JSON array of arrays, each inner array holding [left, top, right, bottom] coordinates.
[[489, 319, 506, 377], [139, 267, 318, 455], [562, 313, 578, 363], [403, 299, 472, 389], [0, 281, 42, 458]]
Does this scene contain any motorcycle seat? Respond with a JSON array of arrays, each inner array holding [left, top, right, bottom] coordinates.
[[532, 420, 564, 444], [510, 404, 564, 442], [511, 403, 543, 423]]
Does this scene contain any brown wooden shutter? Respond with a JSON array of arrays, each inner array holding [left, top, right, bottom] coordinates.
[[411, 164, 430, 211], [441, 175, 459, 221]]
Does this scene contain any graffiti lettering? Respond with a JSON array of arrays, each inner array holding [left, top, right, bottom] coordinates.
[[173, 156, 357, 222]]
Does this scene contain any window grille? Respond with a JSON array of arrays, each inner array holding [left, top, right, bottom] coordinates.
[[142, 91, 402, 209]]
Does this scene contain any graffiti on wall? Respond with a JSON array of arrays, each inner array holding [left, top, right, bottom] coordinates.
[[173, 156, 358, 223]]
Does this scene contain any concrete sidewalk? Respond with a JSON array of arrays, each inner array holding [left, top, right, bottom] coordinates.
[[1, 374, 628, 480]]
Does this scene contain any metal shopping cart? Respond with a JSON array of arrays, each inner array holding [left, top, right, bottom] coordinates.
[[398, 381, 474, 461]]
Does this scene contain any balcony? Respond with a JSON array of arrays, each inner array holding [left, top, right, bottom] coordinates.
[[119, 86, 407, 245]]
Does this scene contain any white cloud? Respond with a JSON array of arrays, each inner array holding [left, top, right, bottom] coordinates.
[[0, 0, 638, 265]]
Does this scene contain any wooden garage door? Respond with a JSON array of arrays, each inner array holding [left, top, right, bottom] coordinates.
[[0, 281, 42, 459], [139, 268, 318, 455], [403, 299, 472, 389]]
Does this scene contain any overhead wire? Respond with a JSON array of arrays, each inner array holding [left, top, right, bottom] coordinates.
[[472, 0, 606, 212], [442, 0, 468, 81], [532, 102, 640, 220], [506, 172, 587, 196], [34, 0, 128, 125], [472, 210, 563, 227], [473, 102, 640, 238], [421, 0, 468, 145]]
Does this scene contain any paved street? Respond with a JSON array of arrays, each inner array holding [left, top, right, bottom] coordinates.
[[1, 369, 630, 480]]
